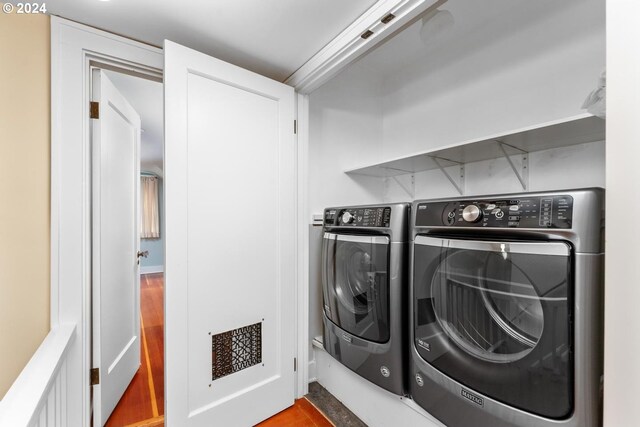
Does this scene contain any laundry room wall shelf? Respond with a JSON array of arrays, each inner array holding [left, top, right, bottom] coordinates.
[[345, 113, 605, 194]]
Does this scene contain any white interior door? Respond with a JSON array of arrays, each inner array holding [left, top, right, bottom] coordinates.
[[91, 69, 142, 426], [164, 40, 296, 426]]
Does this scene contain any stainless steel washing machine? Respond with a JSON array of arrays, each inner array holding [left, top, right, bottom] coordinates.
[[322, 203, 409, 395], [409, 188, 604, 427]]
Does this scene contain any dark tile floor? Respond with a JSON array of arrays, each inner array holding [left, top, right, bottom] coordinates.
[[306, 382, 367, 427]]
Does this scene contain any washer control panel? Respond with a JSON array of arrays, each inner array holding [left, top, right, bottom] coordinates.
[[324, 207, 392, 227], [415, 195, 573, 228]]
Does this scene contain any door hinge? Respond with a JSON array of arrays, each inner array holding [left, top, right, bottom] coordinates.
[[294, 120, 297, 134], [90, 368, 100, 385], [294, 357, 297, 372], [90, 101, 100, 119]]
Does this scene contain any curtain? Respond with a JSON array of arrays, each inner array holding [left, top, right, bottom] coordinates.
[[140, 175, 160, 239]]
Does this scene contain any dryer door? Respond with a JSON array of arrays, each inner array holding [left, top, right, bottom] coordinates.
[[413, 236, 572, 419], [322, 233, 390, 343]]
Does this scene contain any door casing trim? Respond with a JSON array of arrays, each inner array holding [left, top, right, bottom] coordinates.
[[51, 16, 164, 426]]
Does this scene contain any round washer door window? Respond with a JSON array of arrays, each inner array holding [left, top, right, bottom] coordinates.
[[335, 243, 378, 315], [322, 233, 390, 343], [431, 249, 545, 363]]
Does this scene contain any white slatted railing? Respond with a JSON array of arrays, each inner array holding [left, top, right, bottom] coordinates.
[[0, 323, 75, 427]]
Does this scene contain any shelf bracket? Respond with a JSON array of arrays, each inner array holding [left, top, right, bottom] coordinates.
[[497, 142, 529, 191], [432, 157, 465, 195], [391, 174, 415, 199]]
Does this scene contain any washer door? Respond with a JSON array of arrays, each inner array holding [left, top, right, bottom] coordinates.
[[413, 236, 572, 419], [322, 233, 390, 342]]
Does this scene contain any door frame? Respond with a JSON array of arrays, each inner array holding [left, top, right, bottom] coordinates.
[[51, 16, 164, 426], [51, 16, 311, 425]]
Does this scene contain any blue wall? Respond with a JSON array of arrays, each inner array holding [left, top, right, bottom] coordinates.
[[140, 174, 164, 271]]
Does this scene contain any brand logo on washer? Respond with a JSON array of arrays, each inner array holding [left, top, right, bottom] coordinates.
[[461, 388, 484, 407], [342, 333, 352, 343], [418, 205, 427, 210], [380, 366, 390, 377], [415, 374, 424, 387], [417, 339, 431, 351]]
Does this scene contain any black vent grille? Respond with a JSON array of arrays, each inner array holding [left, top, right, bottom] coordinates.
[[211, 322, 262, 381]]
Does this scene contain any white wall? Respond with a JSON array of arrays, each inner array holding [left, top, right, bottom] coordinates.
[[385, 140, 605, 202], [377, 0, 605, 160], [307, 0, 606, 424], [603, 2, 640, 426], [308, 60, 386, 215]]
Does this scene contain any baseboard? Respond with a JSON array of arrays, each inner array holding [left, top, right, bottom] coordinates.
[[140, 265, 164, 274]]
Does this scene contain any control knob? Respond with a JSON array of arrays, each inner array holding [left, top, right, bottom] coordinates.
[[341, 211, 354, 224], [462, 205, 482, 223]]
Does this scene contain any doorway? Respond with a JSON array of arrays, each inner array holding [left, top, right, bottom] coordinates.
[[92, 68, 165, 427], [53, 18, 303, 426]]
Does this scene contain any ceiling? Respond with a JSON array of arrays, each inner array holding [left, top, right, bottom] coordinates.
[[48, 0, 378, 81], [105, 71, 163, 174]]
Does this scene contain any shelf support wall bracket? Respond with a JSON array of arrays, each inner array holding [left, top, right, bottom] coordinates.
[[432, 157, 465, 195], [497, 142, 529, 191], [390, 174, 415, 199]]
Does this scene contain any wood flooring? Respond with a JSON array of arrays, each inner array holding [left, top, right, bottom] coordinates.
[[105, 273, 165, 427], [104, 273, 334, 427], [256, 398, 334, 427]]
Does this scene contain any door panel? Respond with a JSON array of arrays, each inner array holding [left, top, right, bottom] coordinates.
[[92, 69, 142, 426], [164, 41, 296, 426]]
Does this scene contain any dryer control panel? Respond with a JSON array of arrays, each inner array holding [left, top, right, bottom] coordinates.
[[324, 207, 392, 227], [415, 195, 573, 229]]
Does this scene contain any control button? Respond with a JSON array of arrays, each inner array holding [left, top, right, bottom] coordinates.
[[509, 205, 519, 211], [446, 211, 456, 225], [486, 204, 496, 210], [495, 210, 504, 219], [508, 216, 520, 221], [462, 205, 482, 223], [508, 221, 519, 226], [341, 212, 354, 224]]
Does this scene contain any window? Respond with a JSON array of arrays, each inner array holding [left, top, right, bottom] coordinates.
[[140, 175, 160, 239]]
